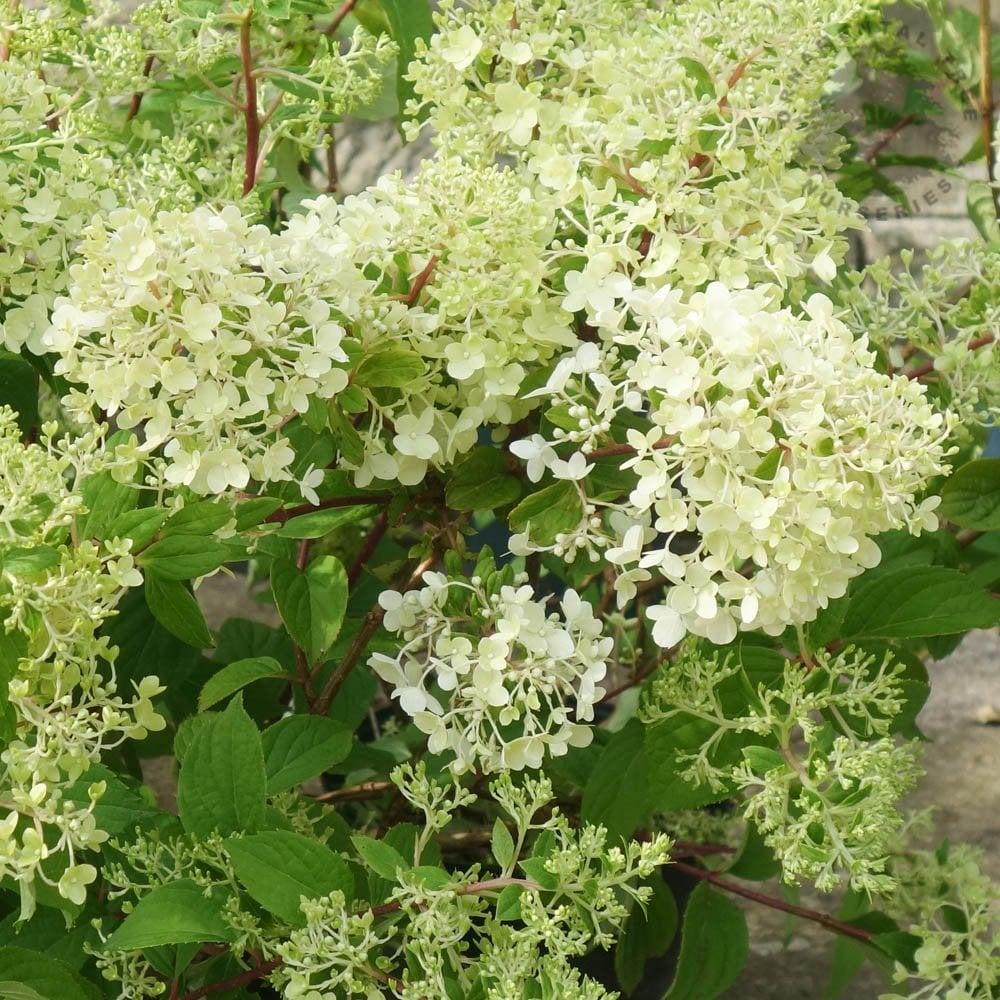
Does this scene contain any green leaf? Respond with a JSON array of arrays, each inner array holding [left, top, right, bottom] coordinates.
[[199, 657, 289, 712], [270, 555, 349, 663], [258, 0, 291, 17], [102, 880, 237, 951], [77, 434, 139, 541], [61, 764, 159, 836], [276, 504, 377, 539], [380, 0, 433, 123], [225, 830, 353, 925], [0, 946, 102, 1000], [234, 496, 283, 531], [662, 883, 748, 1000], [491, 819, 515, 870], [447, 448, 521, 511], [870, 931, 922, 971], [581, 719, 648, 842], [162, 500, 233, 537], [352, 835, 407, 881], [644, 716, 736, 812], [1, 547, 60, 577], [678, 57, 716, 99], [177, 696, 267, 838], [0, 352, 38, 439], [0, 981, 46, 1000], [940, 458, 1000, 530], [840, 566, 1000, 640], [354, 349, 425, 388], [741, 745, 786, 775], [614, 876, 678, 996], [508, 481, 582, 545], [967, 181, 1000, 243], [138, 534, 227, 582], [106, 507, 168, 550], [145, 577, 213, 649], [726, 822, 781, 882], [494, 884, 524, 922], [262, 715, 353, 794]]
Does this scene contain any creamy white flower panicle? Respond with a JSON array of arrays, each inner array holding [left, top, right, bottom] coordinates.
[[512, 282, 952, 647], [370, 572, 611, 773], [278, 157, 573, 489], [42, 202, 355, 495]]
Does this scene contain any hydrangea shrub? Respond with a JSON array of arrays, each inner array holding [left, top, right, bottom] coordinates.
[[0, 0, 997, 998]]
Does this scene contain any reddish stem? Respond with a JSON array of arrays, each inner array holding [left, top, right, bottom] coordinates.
[[178, 957, 283, 1000], [904, 332, 995, 380], [863, 113, 915, 163], [314, 553, 437, 714], [240, 13, 261, 195], [403, 254, 440, 307], [326, 0, 360, 36], [125, 54, 156, 122], [587, 436, 672, 461], [671, 860, 874, 944], [348, 510, 388, 587]]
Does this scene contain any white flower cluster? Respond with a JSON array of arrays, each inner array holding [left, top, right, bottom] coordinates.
[[370, 573, 611, 773], [0, 408, 164, 910], [513, 282, 951, 646], [275, 157, 572, 488], [408, 0, 882, 295], [41, 203, 355, 495], [0, 59, 117, 353]]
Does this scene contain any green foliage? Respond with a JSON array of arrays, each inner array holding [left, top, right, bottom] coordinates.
[[0, 0, 997, 998]]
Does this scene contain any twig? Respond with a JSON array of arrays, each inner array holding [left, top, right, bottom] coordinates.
[[904, 332, 995, 380], [671, 860, 874, 944], [326, 0, 360, 36], [401, 254, 440, 307], [125, 55, 156, 122], [313, 779, 393, 803], [586, 436, 673, 461], [348, 510, 388, 586], [863, 113, 915, 163], [240, 12, 261, 195], [177, 957, 283, 1000]]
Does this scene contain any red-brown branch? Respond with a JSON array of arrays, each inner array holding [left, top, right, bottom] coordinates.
[[587, 436, 672, 461], [671, 860, 874, 944], [905, 332, 995, 380], [125, 54, 156, 122], [240, 13, 260, 195], [863, 113, 915, 163], [178, 957, 283, 1000], [349, 510, 388, 586], [326, 0, 360, 36]]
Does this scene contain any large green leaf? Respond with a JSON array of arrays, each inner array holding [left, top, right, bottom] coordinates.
[[102, 880, 236, 951], [614, 876, 679, 995], [580, 719, 648, 842], [508, 481, 582, 545], [138, 534, 227, 581], [380, 0, 434, 122], [61, 764, 159, 836], [662, 883, 748, 1000], [0, 352, 38, 439], [76, 431, 139, 541], [262, 715, 354, 794], [177, 696, 267, 838], [0, 946, 101, 1000], [275, 504, 377, 539], [225, 830, 354, 925], [144, 577, 213, 649], [199, 657, 290, 712], [939, 458, 1000, 530], [446, 448, 521, 512], [840, 566, 1000, 640], [271, 555, 349, 663]]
